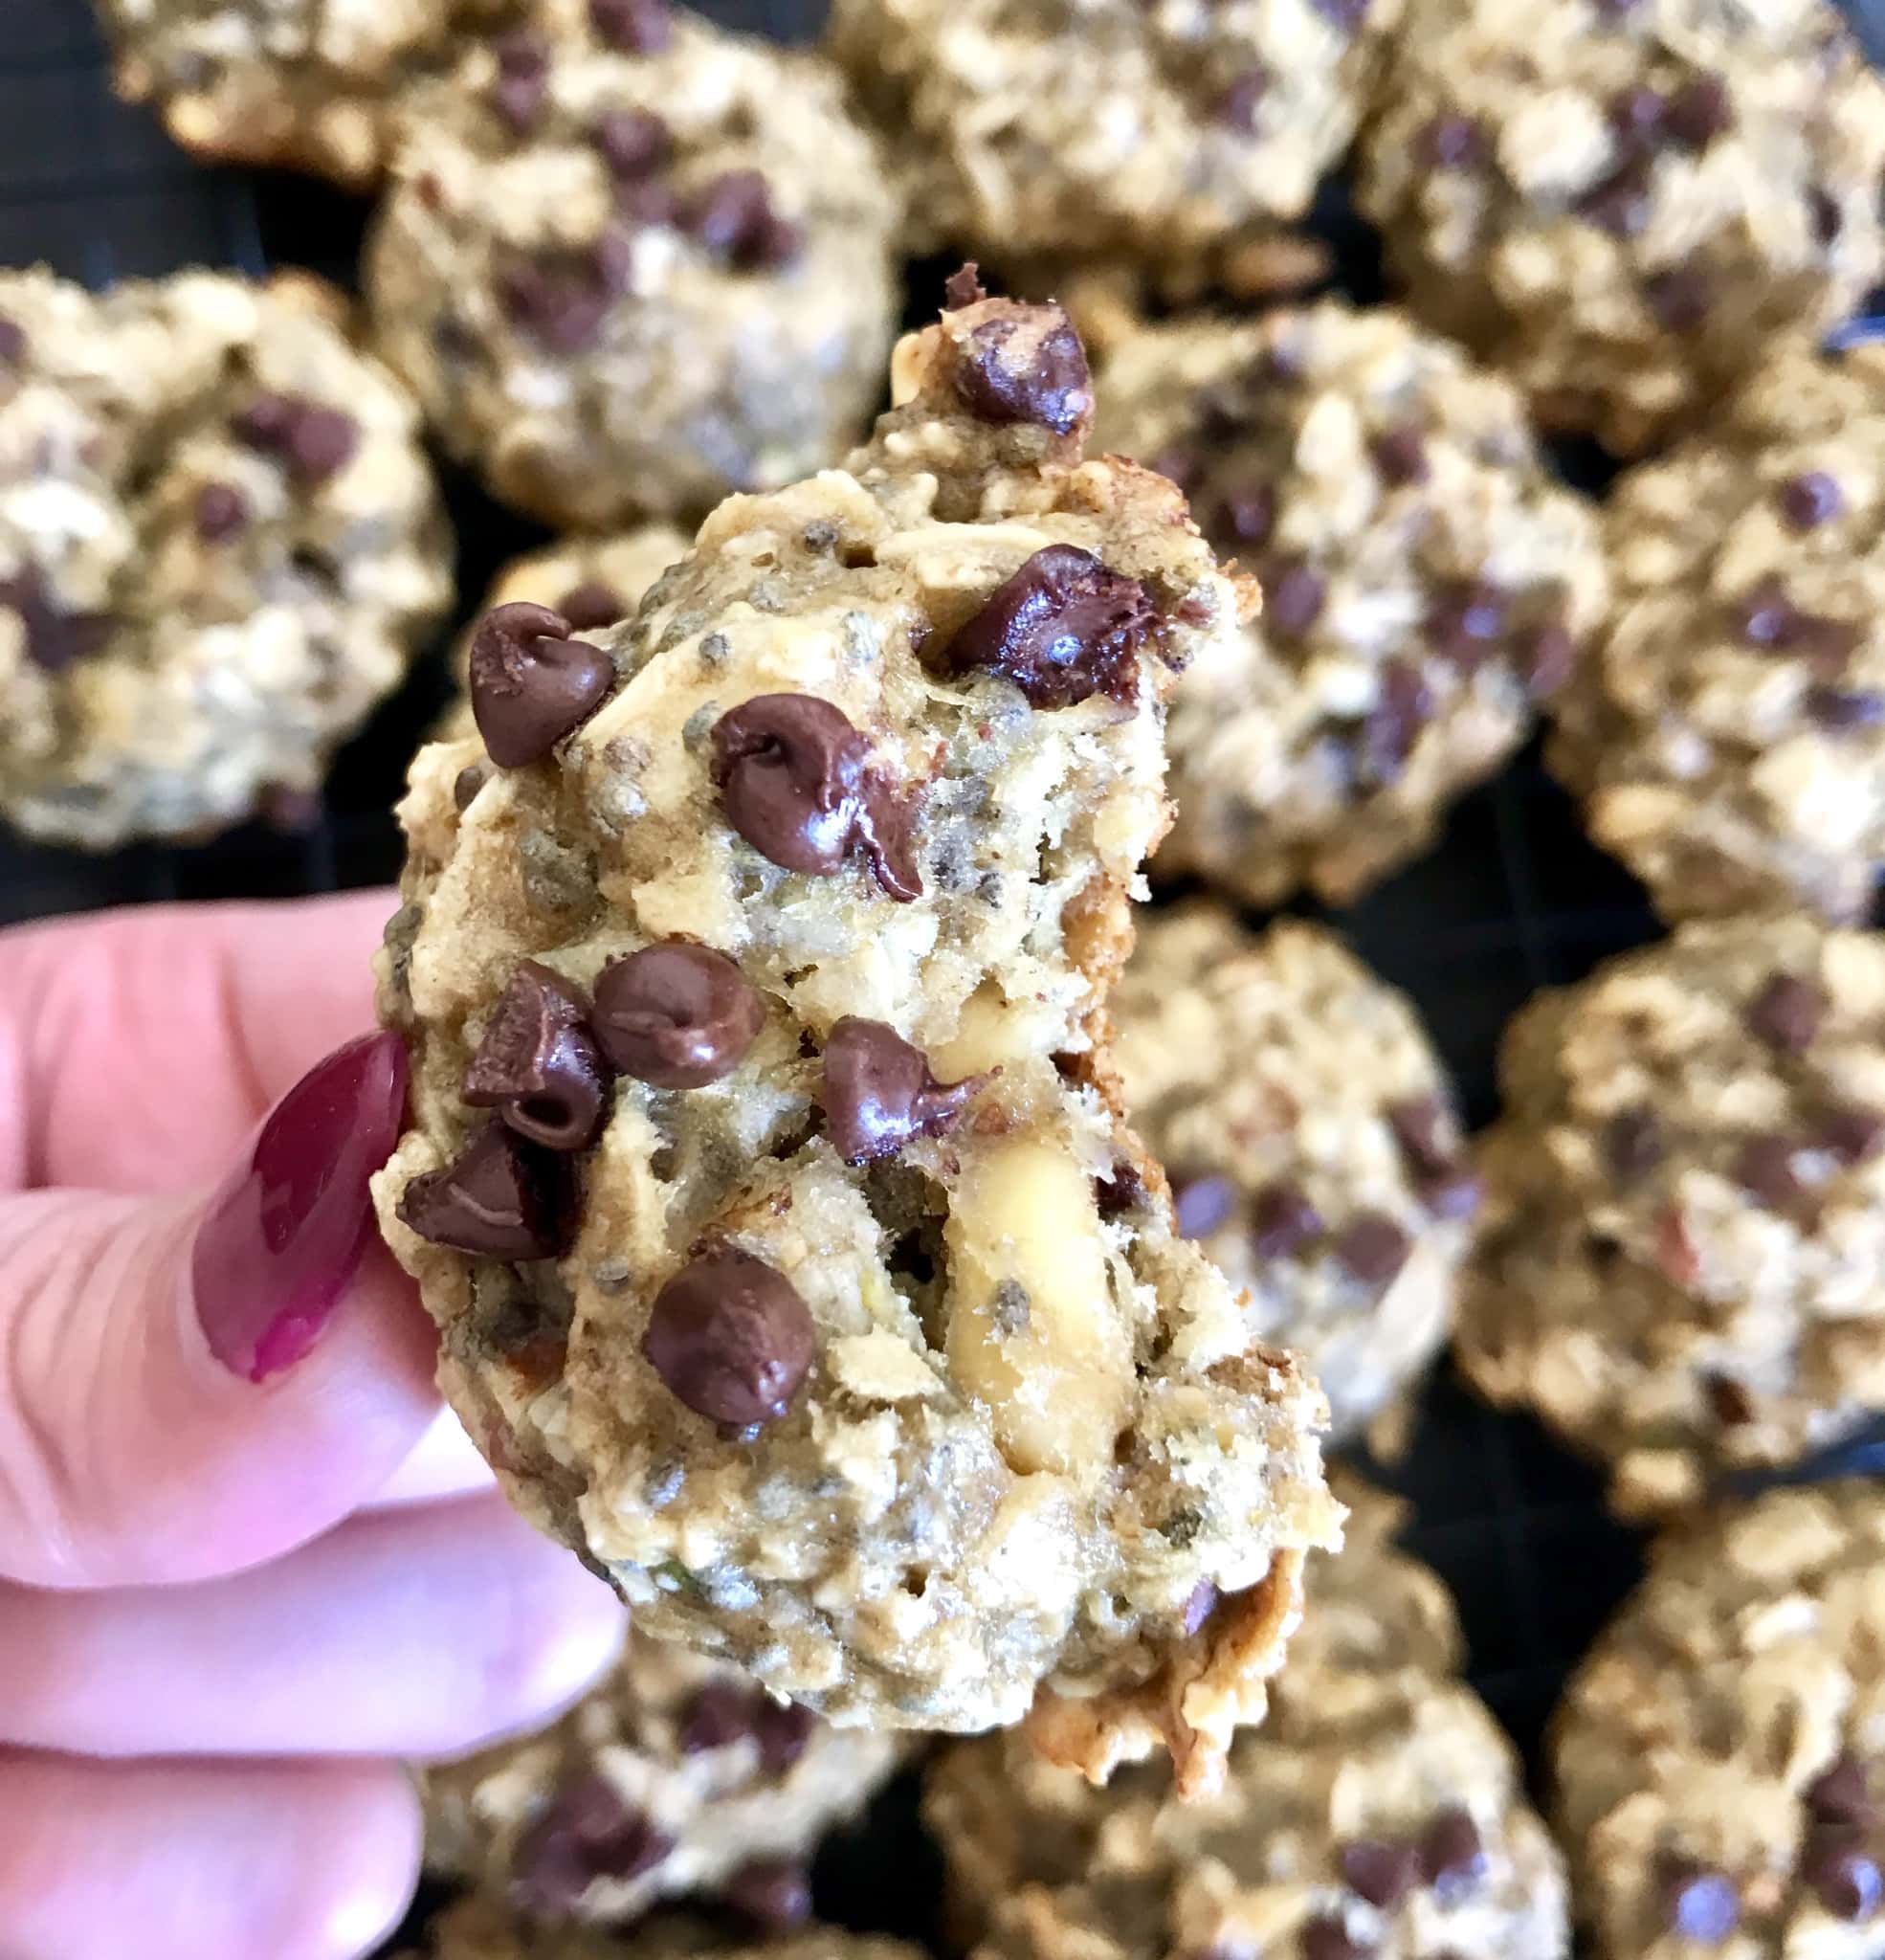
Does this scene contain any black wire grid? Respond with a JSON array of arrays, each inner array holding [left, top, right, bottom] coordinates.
[[12, 0, 1885, 1943]]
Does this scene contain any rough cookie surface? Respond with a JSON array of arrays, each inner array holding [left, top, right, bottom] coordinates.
[[1551, 343, 1885, 926], [1356, 0, 1885, 455], [1114, 903, 1475, 1447], [421, 1625, 901, 1926], [372, 290, 1339, 1794], [1554, 1481, 1885, 1956], [1457, 916, 1885, 1520], [366, 0, 899, 529], [924, 1475, 1567, 1960], [0, 266, 450, 850], [403, 1897, 923, 1960], [827, 0, 1399, 288], [1090, 302, 1605, 907]]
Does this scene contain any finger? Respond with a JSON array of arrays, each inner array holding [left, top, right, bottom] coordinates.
[[0, 1750, 419, 1960], [367, 1407, 495, 1509], [0, 1495, 625, 1761], [0, 1033, 440, 1590], [0, 888, 395, 1194]]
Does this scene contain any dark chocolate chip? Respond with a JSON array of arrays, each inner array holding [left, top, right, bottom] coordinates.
[[1214, 482, 1277, 547], [232, 392, 358, 485], [942, 262, 987, 310], [1807, 1753, 1875, 1825], [1420, 1167, 1483, 1221], [1370, 422, 1430, 486], [953, 312, 1093, 437], [1386, 1097, 1454, 1177], [1173, 1173, 1237, 1238], [1779, 471, 1844, 530], [1426, 579, 1507, 671], [1608, 86, 1667, 145], [643, 1250, 815, 1426], [1578, 157, 1654, 238], [678, 1682, 752, 1752], [0, 566, 114, 674], [0, 317, 24, 365], [1592, 0, 1644, 15], [711, 693, 922, 898], [1340, 1838, 1419, 1907], [1297, 1919, 1368, 1960], [1251, 1180, 1324, 1258], [1734, 1133, 1803, 1209], [1665, 73, 1732, 147], [557, 579, 628, 631], [1806, 1835, 1883, 1922], [1333, 1212, 1410, 1287], [1519, 621, 1578, 697], [752, 1697, 816, 1775], [589, 0, 672, 53], [941, 544, 1157, 709], [1418, 1808, 1486, 1900], [462, 961, 610, 1151], [1655, 1854, 1739, 1941], [1705, 1375, 1754, 1425], [490, 30, 549, 133], [821, 1017, 980, 1163], [1182, 1579, 1219, 1634], [511, 1775, 672, 1918], [1645, 265, 1713, 331], [592, 941, 765, 1088], [397, 1121, 577, 1259], [1360, 660, 1432, 782], [1309, 0, 1369, 29], [497, 234, 632, 353], [1744, 972, 1825, 1052], [1811, 186, 1842, 245], [1814, 1105, 1885, 1166], [1807, 684, 1885, 730], [1733, 577, 1858, 661], [594, 106, 670, 179], [453, 763, 489, 812], [1264, 557, 1327, 638], [1419, 115, 1485, 169], [1218, 67, 1268, 133], [469, 601, 614, 767], [684, 170, 803, 271], [1096, 1157, 1148, 1217], [724, 1859, 813, 1931], [1604, 1107, 1664, 1182], [194, 480, 249, 544]]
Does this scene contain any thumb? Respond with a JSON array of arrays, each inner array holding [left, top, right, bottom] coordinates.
[[0, 1033, 441, 1590]]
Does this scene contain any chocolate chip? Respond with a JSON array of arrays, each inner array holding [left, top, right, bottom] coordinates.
[[821, 1017, 980, 1163], [1645, 265, 1713, 332], [1734, 1133, 1803, 1209], [1181, 1579, 1218, 1634], [1421, 1167, 1483, 1220], [941, 544, 1157, 709], [953, 311, 1093, 436], [1419, 115, 1485, 168], [589, 0, 671, 52], [942, 262, 987, 310], [1814, 1105, 1885, 1166], [724, 1859, 813, 1931], [1806, 1835, 1883, 1922], [1608, 86, 1667, 145], [232, 392, 358, 485], [1807, 683, 1885, 730], [511, 1775, 672, 1918], [1309, 0, 1369, 29], [1213, 482, 1276, 547], [711, 693, 922, 898], [643, 1250, 815, 1426], [0, 567, 114, 674], [1251, 1180, 1324, 1258], [1340, 1838, 1419, 1907], [1578, 156, 1654, 238], [594, 106, 670, 178], [470, 601, 615, 767], [558, 579, 628, 631], [463, 962, 610, 1151], [1811, 186, 1842, 246], [684, 170, 803, 271], [1427, 579, 1507, 670], [1360, 660, 1432, 782], [1264, 558, 1327, 638], [1732, 578, 1857, 662], [592, 941, 765, 1088], [1665, 73, 1732, 147], [1218, 66, 1268, 132], [1780, 471, 1844, 530], [1333, 1213, 1410, 1287], [752, 1697, 815, 1775], [497, 234, 631, 353], [1298, 1919, 1368, 1960], [491, 30, 549, 133], [1173, 1173, 1237, 1238], [397, 1122, 577, 1260], [1418, 1808, 1485, 1900], [1096, 1158, 1147, 1217], [1603, 1107, 1664, 1182], [1386, 1097, 1453, 1176], [1705, 1375, 1754, 1425], [1745, 972, 1825, 1052], [1519, 622, 1578, 697], [454, 763, 489, 812], [194, 481, 249, 543], [1807, 1753, 1875, 1825], [0, 317, 24, 365], [1592, 0, 1644, 14], [678, 1681, 752, 1752], [1370, 423, 1430, 486]]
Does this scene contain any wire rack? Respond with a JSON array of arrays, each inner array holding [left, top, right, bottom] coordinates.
[[8, 0, 1882, 1946]]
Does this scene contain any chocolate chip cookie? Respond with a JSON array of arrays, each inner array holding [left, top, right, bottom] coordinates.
[[1090, 301, 1605, 907], [0, 267, 450, 851], [1356, 0, 1885, 455], [924, 1474, 1569, 1960], [405, 1897, 923, 1960], [366, 0, 899, 529], [372, 283, 1340, 1795], [1114, 903, 1475, 1449], [421, 1625, 901, 1927], [1554, 1480, 1885, 1956], [1457, 914, 1885, 1520], [1550, 342, 1885, 925]]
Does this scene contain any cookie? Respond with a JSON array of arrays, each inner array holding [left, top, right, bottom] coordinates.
[[0, 267, 450, 851], [421, 1625, 902, 1927], [1356, 0, 1885, 456], [366, 0, 899, 529], [1089, 301, 1605, 907], [1554, 1480, 1885, 1956], [828, 0, 1396, 295], [371, 284, 1340, 1796], [1113, 903, 1475, 1447], [403, 1897, 923, 1960], [924, 1475, 1568, 1960], [1550, 341, 1885, 925], [1456, 915, 1885, 1520]]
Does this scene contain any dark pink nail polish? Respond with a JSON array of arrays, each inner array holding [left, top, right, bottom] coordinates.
[[192, 1031, 410, 1382]]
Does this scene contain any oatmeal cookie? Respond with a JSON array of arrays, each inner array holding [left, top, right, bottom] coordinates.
[[1551, 341, 1885, 926], [421, 1625, 901, 1926], [1090, 301, 1605, 907], [366, 0, 899, 529], [372, 286, 1340, 1795], [0, 266, 450, 851], [1356, 0, 1885, 455], [1457, 915, 1885, 1520], [405, 1897, 922, 1960], [1114, 903, 1475, 1447], [1554, 1480, 1885, 1956]]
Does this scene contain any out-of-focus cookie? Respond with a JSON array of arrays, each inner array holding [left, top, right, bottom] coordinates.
[[366, 0, 898, 528], [1356, 0, 1885, 455], [0, 266, 450, 850], [403, 1897, 924, 1960], [1114, 903, 1476, 1447], [1090, 301, 1605, 906], [1554, 1480, 1885, 1956], [1551, 342, 1885, 925], [1457, 915, 1885, 1519]]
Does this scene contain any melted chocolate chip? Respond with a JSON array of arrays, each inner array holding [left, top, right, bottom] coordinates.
[[462, 961, 610, 1151], [1519, 622, 1578, 697], [1361, 661, 1432, 782], [684, 170, 803, 271], [725, 1859, 813, 1931], [1418, 1808, 1485, 1900], [1656, 1854, 1740, 1940], [194, 480, 249, 544], [1665, 73, 1732, 147], [595, 107, 670, 179], [232, 392, 358, 484], [590, 0, 672, 52], [942, 262, 987, 310], [1427, 580, 1507, 670], [1340, 1838, 1419, 1907], [469, 601, 615, 767], [1419, 115, 1485, 168], [941, 544, 1157, 709], [1333, 1212, 1410, 1287], [1172, 1172, 1237, 1238], [711, 693, 922, 899], [1807, 1753, 1875, 1825], [0, 567, 114, 674], [1780, 470, 1843, 530], [1734, 1133, 1803, 1209], [1297, 1919, 1368, 1960], [1604, 1107, 1664, 1183], [678, 1681, 753, 1752], [1646, 265, 1713, 332], [497, 234, 631, 352], [1814, 1104, 1885, 1166], [491, 30, 549, 133], [1370, 422, 1430, 486], [1608, 86, 1666, 145], [1214, 482, 1276, 547], [591, 941, 765, 1088], [1264, 557, 1327, 637], [1218, 66, 1269, 133], [953, 312, 1093, 436], [511, 1775, 672, 1918], [397, 1122, 577, 1259], [643, 1250, 815, 1426], [1807, 685, 1885, 729], [1251, 1180, 1324, 1258], [821, 1017, 979, 1163], [1744, 972, 1825, 1052], [752, 1697, 815, 1774], [557, 579, 628, 631]]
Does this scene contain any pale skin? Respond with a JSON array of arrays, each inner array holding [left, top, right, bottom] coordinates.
[[0, 890, 627, 1959]]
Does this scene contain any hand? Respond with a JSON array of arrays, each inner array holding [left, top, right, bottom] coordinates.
[[0, 892, 626, 1960]]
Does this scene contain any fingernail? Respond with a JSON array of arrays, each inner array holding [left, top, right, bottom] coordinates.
[[192, 1032, 410, 1382]]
